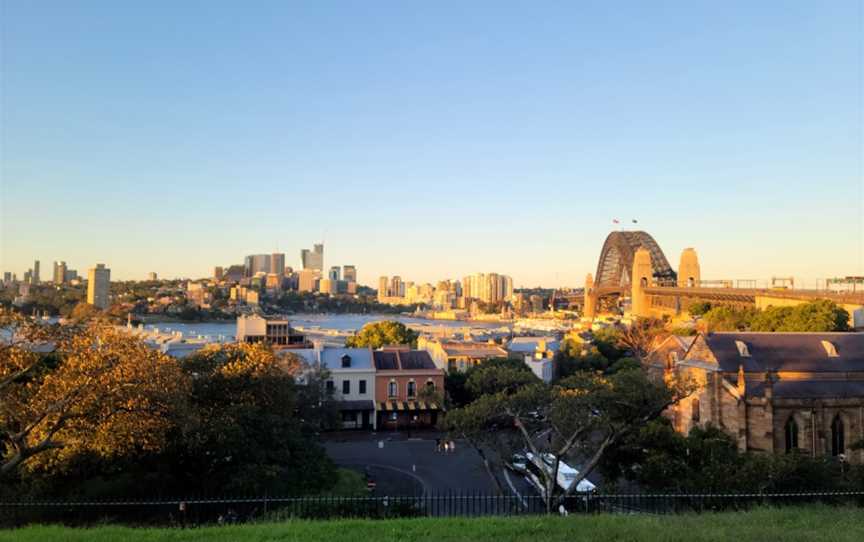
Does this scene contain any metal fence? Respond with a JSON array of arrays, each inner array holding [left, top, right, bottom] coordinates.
[[2, 491, 863, 527]]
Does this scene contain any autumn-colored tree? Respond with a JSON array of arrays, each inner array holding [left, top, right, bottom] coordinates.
[[0, 315, 188, 476], [344, 321, 419, 349], [616, 317, 666, 363]]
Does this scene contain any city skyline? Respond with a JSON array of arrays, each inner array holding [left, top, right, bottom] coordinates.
[[2, 2, 862, 286]]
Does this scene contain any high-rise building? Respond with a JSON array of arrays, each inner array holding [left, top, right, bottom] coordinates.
[[378, 276, 389, 300], [300, 243, 324, 271], [328, 266, 341, 281], [65, 269, 78, 282], [53, 261, 67, 285], [343, 265, 357, 283], [244, 254, 271, 277], [214, 266, 224, 281], [147, 272, 158, 281], [390, 276, 403, 298], [87, 264, 110, 309], [2, 272, 11, 285], [271, 253, 286, 276], [33, 260, 40, 284], [461, 272, 514, 304], [298, 269, 320, 292]]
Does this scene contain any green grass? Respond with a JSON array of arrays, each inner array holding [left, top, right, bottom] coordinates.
[[2, 506, 862, 542]]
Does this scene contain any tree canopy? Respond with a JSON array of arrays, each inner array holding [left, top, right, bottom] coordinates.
[[702, 300, 849, 332], [344, 321, 419, 349]]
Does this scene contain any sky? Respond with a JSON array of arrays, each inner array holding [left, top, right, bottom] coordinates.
[[1, 1, 862, 288]]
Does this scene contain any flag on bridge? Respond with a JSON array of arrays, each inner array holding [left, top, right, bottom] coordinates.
[[632, 219, 638, 223], [612, 219, 620, 224]]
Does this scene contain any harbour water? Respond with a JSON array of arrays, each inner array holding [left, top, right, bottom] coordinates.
[[143, 313, 509, 343]]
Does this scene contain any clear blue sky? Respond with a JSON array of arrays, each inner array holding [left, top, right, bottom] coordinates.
[[1, 1, 862, 288]]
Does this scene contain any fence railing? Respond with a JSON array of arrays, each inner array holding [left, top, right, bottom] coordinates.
[[2, 491, 862, 527]]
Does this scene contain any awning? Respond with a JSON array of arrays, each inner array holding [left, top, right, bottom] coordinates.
[[377, 401, 440, 412]]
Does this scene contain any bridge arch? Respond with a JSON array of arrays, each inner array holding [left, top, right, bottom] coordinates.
[[594, 231, 677, 289]]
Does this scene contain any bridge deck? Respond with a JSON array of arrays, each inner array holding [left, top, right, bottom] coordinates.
[[642, 287, 864, 305]]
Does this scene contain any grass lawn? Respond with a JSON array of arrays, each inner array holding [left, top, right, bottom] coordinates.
[[2, 506, 862, 542]]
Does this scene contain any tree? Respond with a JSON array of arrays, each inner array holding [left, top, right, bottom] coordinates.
[[1, 318, 187, 477], [687, 301, 712, 317], [751, 300, 850, 332], [172, 342, 336, 495], [702, 306, 757, 331], [344, 321, 419, 349], [447, 365, 693, 512], [616, 317, 665, 363]]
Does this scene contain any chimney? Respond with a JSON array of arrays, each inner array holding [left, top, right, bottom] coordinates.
[[737, 364, 746, 397]]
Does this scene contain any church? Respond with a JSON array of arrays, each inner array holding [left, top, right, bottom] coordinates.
[[649, 332, 864, 463]]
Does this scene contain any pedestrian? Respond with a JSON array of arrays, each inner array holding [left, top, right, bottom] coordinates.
[[435, 438, 441, 452], [449, 440, 456, 453], [443, 440, 450, 453]]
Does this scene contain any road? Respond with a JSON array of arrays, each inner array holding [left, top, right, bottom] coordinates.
[[323, 434, 536, 499]]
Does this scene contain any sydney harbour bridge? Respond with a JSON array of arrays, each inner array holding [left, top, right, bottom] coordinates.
[[572, 231, 864, 327]]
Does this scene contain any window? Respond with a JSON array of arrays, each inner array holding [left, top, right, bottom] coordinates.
[[359, 380, 367, 394], [407, 381, 416, 398], [341, 354, 352, 368], [342, 380, 350, 395], [784, 417, 799, 453], [831, 416, 845, 457], [691, 398, 700, 423], [388, 412, 398, 421], [388, 381, 397, 398], [426, 380, 435, 393], [326, 380, 334, 392]]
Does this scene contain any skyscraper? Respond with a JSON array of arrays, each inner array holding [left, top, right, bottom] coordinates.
[[214, 266, 224, 281], [343, 265, 357, 283], [33, 260, 40, 284], [53, 261, 67, 285], [378, 276, 389, 300], [271, 253, 286, 276], [244, 254, 271, 277], [390, 276, 403, 298], [300, 243, 324, 271], [87, 264, 110, 309], [328, 266, 341, 281]]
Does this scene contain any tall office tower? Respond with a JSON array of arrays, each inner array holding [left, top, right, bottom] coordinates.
[[53, 261, 67, 285], [23, 270, 32, 284], [328, 266, 341, 281], [343, 265, 357, 283], [378, 276, 389, 300], [33, 260, 40, 284], [2, 272, 11, 285], [270, 253, 286, 276], [65, 269, 78, 282], [244, 254, 271, 277], [214, 266, 224, 281], [147, 272, 158, 281], [297, 269, 319, 292], [300, 243, 324, 271], [390, 276, 403, 298], [87, 264, 111, 309]]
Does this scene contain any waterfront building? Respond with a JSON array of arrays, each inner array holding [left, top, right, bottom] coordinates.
[[373, 347, 444, 430], [390, 276, 403, 298], [271, 253, 285, 276], [343, 265, 357, 283], [328, 266, 341, 281], [186, 281, 212, 308], [236, 314, 310, 348], [318, 278, 334, 294], [461, 272, 514, 304], [147, 272, 158, 281], [32, 260, 40, 284], [53, 261, 67, 285], [298, 269, 320, 292], [649, 332, 864, 463], [378, 276, 389, 300], [418, 337, 508, 372], [300, 243, 324, 271], [295, 347, 377, 430], [87, 264, 110, 309]]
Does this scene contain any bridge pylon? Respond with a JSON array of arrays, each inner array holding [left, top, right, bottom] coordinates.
[[678, 248, 701, 288], [631, 247, 653, 318], [584, 273, 597, 320]]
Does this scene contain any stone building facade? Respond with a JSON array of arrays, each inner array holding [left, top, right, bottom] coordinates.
[[649, 332, 864, 463]]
